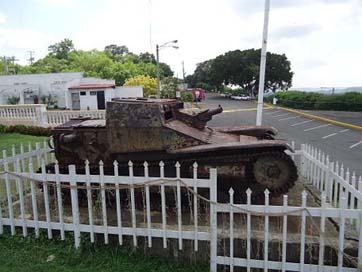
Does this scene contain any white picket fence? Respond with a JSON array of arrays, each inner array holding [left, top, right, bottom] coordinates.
[[301, 144, 362, 224], [0, 104, 105, 127], [0, 142, 362, 271]]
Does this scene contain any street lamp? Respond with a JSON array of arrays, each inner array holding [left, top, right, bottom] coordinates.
[[156, 40, 178, 98]]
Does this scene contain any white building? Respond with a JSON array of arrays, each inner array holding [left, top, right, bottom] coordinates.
[[0, 72, 143, 110], [68, 84, 143, 110]]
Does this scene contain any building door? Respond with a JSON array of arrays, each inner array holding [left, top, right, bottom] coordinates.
[[71, 93, 80, 110], [97, 91, 105, 110]]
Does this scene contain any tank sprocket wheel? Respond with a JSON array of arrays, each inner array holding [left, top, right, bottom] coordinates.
[[246, 151, 298, 201]]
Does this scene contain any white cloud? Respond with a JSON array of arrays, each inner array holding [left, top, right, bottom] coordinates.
[[1, 0, 362, 87], [32, 0, 74, 6], [0, 26, 54, 64], [0, 12, 6, 24]]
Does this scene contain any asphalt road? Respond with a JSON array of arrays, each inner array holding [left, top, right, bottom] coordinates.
[[201, 93, 362, 177]]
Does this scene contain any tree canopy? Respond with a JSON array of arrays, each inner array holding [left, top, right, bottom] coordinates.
[[1, 39, 173, 86], [186, 48, 293, 95], [124, 75, 157, 97]]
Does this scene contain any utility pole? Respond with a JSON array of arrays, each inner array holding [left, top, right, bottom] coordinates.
[[256, 0, 270, 126], [182, 61, 185, 82], [3, 56, 8, 75], [9, 56, 19, 74], [27, 51, 35, 65], [156, 44, 160, 98]]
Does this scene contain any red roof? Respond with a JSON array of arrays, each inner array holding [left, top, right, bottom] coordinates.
[[68, 84, 115, 90]]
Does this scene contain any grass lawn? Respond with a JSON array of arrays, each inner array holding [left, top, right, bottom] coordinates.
[[0, 229, 207, 272], [0, 133, 48, 156], [0, 133, 49, 196]]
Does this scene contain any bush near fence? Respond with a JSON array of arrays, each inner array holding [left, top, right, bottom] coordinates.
[[0, 124, 51, 136], [265, 91, 362, 111]]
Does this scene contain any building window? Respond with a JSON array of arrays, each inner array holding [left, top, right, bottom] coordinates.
[[90, 91, 97, 96], [80, 91, 86, 96]]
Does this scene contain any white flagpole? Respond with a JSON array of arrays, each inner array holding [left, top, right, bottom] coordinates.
[[256, 0, 270, 125]]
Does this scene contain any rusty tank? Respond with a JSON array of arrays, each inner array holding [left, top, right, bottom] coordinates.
[[50, 97, 298, 201]]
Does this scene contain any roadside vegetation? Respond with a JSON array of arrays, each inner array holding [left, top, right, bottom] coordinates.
[[264, 91, 362, 111]]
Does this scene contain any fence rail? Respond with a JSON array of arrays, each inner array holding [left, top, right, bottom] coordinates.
[[0, 104, 105, 127], [0, 141, 362, 271], [46, 110, 105, 126]]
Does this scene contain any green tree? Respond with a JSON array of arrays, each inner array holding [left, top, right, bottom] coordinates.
[[189, 48, 293, 95], [138, 52, 156, 64], [48, 38, 74, 59], [159, 62, 174, 78], [124, 75, 157, 97], [6, 40, 174, 86], [161, 77, 180, 98]]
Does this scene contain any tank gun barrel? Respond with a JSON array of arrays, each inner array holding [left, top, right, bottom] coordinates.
[[175, 105, 223, 130], [197, 105, 223, 121]]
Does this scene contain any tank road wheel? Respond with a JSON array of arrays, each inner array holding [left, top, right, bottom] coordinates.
[[251, 151, 298, 199]]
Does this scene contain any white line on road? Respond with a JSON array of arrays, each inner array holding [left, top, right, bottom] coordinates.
[[339, 129, 350, 133], [304, 124, 332, 132], [279, 115, 301, 121], [322, 133, 337, 139], [350, 140, 362, 149], [265, 110, 281, 115], [272, 113, 290, 118], [291, 119, 315, 127]]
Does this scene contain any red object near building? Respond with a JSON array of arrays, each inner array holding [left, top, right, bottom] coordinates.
[[192, 88, 205, 102]]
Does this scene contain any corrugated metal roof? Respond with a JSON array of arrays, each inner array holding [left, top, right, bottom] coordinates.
[[68, 84, 115, 90]]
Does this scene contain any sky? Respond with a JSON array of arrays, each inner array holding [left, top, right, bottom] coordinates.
[[0, 0, 361, 88]]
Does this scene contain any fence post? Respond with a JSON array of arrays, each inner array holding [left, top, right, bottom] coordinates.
[[209, 168, 218, 272], [69, 165, 81, 248], [3, 150, 15, 235], [291, 141, 295, 161], [300, 144, 305, 177], [36, 104, 48, 127]]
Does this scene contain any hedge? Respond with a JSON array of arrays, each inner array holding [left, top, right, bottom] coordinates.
[[265, 91, 362, 111], [0, 124, 51, 136]]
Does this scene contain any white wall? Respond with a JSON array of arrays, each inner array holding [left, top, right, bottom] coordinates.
[[114, 86, 143, 98], [72, 88, 116, 110], [0, 73, 115, 109]]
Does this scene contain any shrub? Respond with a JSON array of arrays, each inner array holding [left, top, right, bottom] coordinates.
[[7, 96, 20, 105], [0, 125, 51, 136], [181, 91, 194, 102], [195, 82, 213, 91], [270, 91, 362, 111]]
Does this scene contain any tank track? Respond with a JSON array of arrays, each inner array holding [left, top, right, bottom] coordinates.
[[46, 149, 297, 204], [145, 150, 298, 202]]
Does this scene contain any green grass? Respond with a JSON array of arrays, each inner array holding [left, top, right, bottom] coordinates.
[[0, 229, 207, 272], [0, 133, 48, 156], [0, 133, 49, 197]]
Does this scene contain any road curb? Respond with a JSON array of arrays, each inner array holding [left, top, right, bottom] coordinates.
[[274, 106, 362, 131], [223, 106, 273, 113]]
